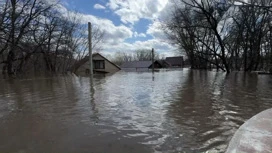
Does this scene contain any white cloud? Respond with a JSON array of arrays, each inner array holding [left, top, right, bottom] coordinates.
[[94, 3, 106, 10], [106, 0, 169, 24], [146, 21, 166, 39], [52, 4, 133, 45], [134, 32, 146, 38], [106, 0, 119, 10], [102, 0, 179, 56], [138, 33, 146, 37], [145, 1, 175, 40], [102, 38, 177, 56], [49, 0, 179, 57]]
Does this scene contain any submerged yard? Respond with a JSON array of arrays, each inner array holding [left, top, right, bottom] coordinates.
[[0, 69, 272, 152]]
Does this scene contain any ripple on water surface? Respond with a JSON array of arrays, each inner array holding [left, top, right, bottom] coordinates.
[[0, 70, 272, 152]]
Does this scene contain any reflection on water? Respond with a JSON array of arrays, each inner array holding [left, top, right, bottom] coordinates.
[[0, 69, 272, 152]]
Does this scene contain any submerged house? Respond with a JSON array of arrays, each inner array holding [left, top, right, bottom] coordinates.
[[165, 56, 184, 68], [157, 60, 171, 68], [120, 60, 163, 72], [74, 53, 120, 75]]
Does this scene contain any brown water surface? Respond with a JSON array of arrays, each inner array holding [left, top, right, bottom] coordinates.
[[0, 69, 272, 152]]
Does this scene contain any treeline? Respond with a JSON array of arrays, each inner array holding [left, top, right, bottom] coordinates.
[[111, 49, 161, 66], [0, 0, 103, 77], [165, 0, 272, 73]]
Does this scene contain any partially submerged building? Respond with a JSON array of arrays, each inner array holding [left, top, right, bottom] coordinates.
[[74, 53, 120, 75], [120, 60, 163, 72], [157, 60, 171, 68], [165, 56, 184, 68], [120, 56, 184, 72]]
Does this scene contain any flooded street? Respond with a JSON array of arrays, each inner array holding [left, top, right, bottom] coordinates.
[[0, 69, 272, 152]]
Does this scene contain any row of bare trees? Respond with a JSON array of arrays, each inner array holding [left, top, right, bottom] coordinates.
[[165, 0, 272, 73], [111, 49, 161, 66], [0, 0, 104, 77]]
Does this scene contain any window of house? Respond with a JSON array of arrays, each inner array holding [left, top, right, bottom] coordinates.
[[93, 60, 105, 69]]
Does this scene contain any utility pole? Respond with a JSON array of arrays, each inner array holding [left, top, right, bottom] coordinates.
[[152, 48, 154, 73], [88, 22, 93, 76]]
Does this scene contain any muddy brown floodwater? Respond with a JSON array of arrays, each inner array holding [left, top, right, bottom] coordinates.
[[0, 69, 272, 153]]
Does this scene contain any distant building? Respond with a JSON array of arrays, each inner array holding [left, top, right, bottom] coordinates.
[[74, 53, 120, 75], [156, 60, 171, 68], [165, 56, 184, 68], [120, 60, 163, 72]]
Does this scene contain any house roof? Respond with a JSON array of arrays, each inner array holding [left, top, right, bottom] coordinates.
[[73, 53, 121, 72], [93, 53, 121, 70], [157, 60, 170, 66], [121, 61, 154, 68], [165, 56, 183, 66]]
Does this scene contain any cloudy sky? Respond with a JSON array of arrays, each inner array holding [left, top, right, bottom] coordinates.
[[59, 0, 179, 57]]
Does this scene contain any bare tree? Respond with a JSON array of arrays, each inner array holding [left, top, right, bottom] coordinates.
[[111, 51, 134, 66], [164, 0, 230, 71], [134, 49, 159, 61], [1, 0, 55, 76], [164, 0, 272, 73], [111, 49, 160, 66], [0, 0, 105, 76]]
